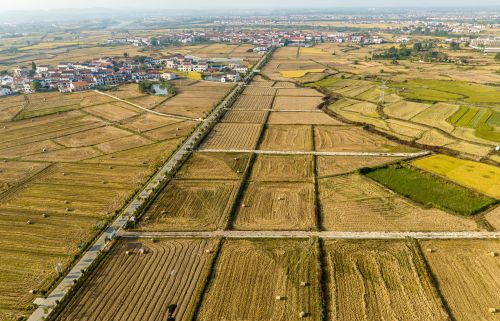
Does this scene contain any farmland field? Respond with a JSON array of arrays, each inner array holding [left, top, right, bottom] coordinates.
[[267, 111, 344, 125], [364, 165, 496, 215], [221, 110, 269, 123], [316, 156, 404, 177], [176, 152, 250, 180], [197, 239, 320, 321], [54, 238, 217, 321], [251, 154, 313, 182], [319, 173, 478, 231], [273, 96, 323, 111], [232, 94, 274, 110], [324, 240, 449, 321], [421, 240, 500, 321], [314, 126, 412, 152], [235, 182, 316, 230], [201, 123, 262, 150], [260, 125, 313, 151], [136, 180, 239, 231], [412, 155, 500, 199]]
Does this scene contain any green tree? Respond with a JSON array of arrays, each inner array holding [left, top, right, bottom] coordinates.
[[449, 42, 460, 51], [413, 42, 423, 52], [495, 53, 500, 61], [31, 81, 42, 92]]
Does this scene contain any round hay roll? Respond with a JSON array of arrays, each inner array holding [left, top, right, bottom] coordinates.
[[426, 248, 434, 253], [488, 308, 497, 313], [490, 252, 498, 257], [299, 311, 307, 318], [125, 250, 131, 255]]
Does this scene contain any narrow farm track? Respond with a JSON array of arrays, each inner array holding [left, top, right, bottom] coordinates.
[[94, 90, 201, 122], [123, 230, 500, 239], [198, 148, 431, 157]]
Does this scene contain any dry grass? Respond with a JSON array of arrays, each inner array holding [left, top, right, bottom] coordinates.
[[198, 239, 320, 321], [136, 180, 239, 231], [420, 239, 500, 321], [55, 238, 217, 321], [325, 240, 449, 321], [260, 125, 313, 151], [235, 181, 315, 230], [319, 174, 478, 231]]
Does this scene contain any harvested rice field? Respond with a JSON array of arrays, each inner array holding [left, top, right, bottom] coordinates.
[[201, 123, 262, 150], [260, 125, 313, 151], [314, 126, 412, 152], [251, 154, 313, 182], [234, 181, 316, 230], [421, 239, 500, 321], [136, 180, 239, 231], [197, 239, 320, 321], [176, 152, 250, 180], [273, 96, 324, 111], [232, 95, 274, 110], [267, 111, 344, 125], [54, 238, 218, 321], [324, 240, 449, 321], [316, 156, 404, 177], [319, 174, 477, 231], [221, 110, 269, 124]]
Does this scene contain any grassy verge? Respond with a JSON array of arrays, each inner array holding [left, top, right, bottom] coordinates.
[[362, 164, 496, 215]]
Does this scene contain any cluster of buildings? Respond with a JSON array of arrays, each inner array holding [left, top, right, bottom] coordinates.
[[105, 29, 386, 49], [0, 54, 253, 95], [470, 37, 500, 53]]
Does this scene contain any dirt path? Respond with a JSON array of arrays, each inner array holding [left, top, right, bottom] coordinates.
[[123, 230, 500, 239], [198, 148, 430, 157], [94, 90, 201, 122]]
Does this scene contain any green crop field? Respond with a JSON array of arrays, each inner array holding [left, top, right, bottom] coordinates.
[[448, 106, 500, 142], [391, 79, 500, 104], [363, 164, 496, 215]]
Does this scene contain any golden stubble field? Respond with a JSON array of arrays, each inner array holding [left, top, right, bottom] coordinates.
[[421, 240, 500, 321], [324, 240, 450, 321], [197, 239, 321, 321], [54, 238, 218, 321], [0, 80, 233, 320]]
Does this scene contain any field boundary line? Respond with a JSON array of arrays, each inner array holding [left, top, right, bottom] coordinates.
[[94, 90, 201, 122], [198, 149, 431, 157], [123, 230, 500, 239]]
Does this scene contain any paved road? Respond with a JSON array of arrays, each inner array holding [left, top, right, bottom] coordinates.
[[124, 230, 500, 239], [94, 90, 200, 122], [198, 149, 431, 157], [27, 50, 271, 321]]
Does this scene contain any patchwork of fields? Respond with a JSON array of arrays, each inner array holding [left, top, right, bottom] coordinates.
[[0, 80, 232, 321], [4, 45, 500, 321]]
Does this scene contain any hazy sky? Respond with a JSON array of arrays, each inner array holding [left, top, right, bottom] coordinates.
[[0, 0, 498, 11]]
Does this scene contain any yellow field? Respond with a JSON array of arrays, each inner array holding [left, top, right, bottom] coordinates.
[[198, 239, 320, 321], [325, 240, 449, 321], [412, 155, 500, 198], [280, 69, 325, 78], [421, 240, 500, 321]]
